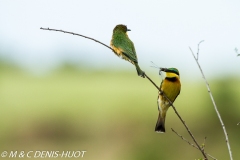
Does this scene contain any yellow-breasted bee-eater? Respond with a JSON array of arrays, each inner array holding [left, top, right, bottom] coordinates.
[[155, 68, 181, 133], [110, 24, 145, 78]]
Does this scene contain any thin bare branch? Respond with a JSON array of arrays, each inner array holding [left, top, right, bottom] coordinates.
[[171, 128, 217, 160], [201, 137, 207, 151], [197, 40, 204, 60], [40, 27, 208, 159], [190, 42, 233, 160], [40, 27, 114, 52], [144, 74, 160, 91], [171, 128, 198, 149]]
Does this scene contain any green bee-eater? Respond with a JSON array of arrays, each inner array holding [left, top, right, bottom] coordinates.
[[110, 24, 145, 77], [155, 68, 181, 133]]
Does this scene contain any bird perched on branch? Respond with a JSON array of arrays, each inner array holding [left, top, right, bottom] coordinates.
[[155, 68, 181, 133], [110, 24, 145, 78]]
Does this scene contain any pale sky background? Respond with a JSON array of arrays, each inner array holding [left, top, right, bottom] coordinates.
[[0, 0, 240, 80]]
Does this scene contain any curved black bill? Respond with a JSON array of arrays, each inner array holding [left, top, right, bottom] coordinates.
[[160, 68, 168, 72]]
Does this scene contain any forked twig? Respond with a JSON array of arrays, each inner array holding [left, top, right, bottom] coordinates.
[[197, 40, 204, 60], [234, 48, 240, 56], [201, 137, 207, 151], [164, 93, 208, 159], [40, 27, 208, 159], [190, 41, 233, 160], [171, 128, 217, 160]]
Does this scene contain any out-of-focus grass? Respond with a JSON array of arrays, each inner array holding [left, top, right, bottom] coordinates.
[[1, 63, 240, 160]]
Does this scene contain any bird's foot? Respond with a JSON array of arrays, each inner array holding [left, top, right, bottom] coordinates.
[[139, 71, 145, 78]]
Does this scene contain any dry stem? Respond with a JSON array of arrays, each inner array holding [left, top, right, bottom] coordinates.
[[171, 128, 217, 160], [190, 41, 233, 160]]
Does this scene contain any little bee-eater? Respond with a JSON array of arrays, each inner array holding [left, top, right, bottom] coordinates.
[[155, 68, 181, 133], [110, 24, 145, 77]]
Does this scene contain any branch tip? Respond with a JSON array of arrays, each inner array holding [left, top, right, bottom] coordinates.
[[190, 42, 233, 160]]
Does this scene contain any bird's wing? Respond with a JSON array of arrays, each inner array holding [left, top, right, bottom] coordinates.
[[115, 39, 138, 63], [124, 40, 138, 63], [172, 89, 180, 102]]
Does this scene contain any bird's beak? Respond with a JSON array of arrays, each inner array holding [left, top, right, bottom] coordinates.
[[127, 29, 131, 31], [160, 68, 168, 72]]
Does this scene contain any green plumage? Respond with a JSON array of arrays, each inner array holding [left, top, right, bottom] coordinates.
[[110, 24, 145, 77]]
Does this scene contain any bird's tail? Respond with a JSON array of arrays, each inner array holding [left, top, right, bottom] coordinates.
[[155, 112, 166, 133], [135, 63, 145, 78]]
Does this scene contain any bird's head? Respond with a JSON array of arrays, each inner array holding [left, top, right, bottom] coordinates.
[[160, 68, 180, 78], [113, 24, 131, 33]]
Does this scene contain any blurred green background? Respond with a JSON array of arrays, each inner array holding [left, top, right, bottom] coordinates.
[[1, 1, 240, 159], [1, 61, 240, 160]]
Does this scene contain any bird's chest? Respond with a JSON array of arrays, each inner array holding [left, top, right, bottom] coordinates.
[[161, 80, 180, 102], [110, 42, 122, 56]]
